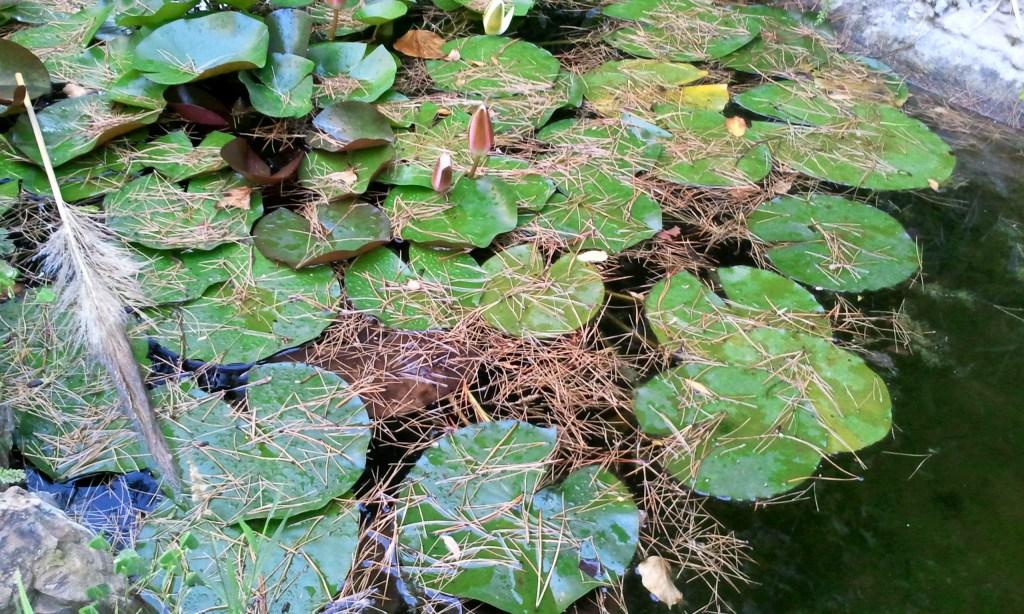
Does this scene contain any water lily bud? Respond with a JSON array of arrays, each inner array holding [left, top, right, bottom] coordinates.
[[468, 105, 494, 158], [432, 151, 453, 194], [482, 0, 514, 36]]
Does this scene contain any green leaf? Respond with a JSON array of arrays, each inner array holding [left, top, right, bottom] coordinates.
[[138, 130, 235, 183], [721, 5, 833, 77], [309, 42, 397, 106], [22, 133, 147, 201], [536, 117, 664, 177], [480, 244, 605, 337], [134, 242, 245, 306], [252, 201, 391, 268], [397, 420, 640, 614], [308, 101, 395, 152], [133, 12, 269, 85], [382, 175, 519, 248], [582, 59, 706, 117], [426, 35, 560, 98], [0, 40, 50, 113], [240, 52, 315, 118], [114, 0, 199, 28], [747, 193, 920, 292], [298, 145, 395, 199], [354, 0, 408, 25]]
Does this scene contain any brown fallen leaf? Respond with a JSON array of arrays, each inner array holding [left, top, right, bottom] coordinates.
[[724, 115, 747, 137], [637, 556, 684, 607], [217, 186, 252, 210], [656, 226, 682, 241], [394, 29, 447, 59]]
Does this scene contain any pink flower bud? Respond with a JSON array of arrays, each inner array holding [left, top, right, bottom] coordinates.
[[468, 105, 494, 158], [432, 151, 453, 194]]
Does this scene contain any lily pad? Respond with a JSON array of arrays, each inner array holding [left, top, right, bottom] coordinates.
[[308, 101, 395, 152], [134, 243, 245, 305], [10, 94, 160, 167], [633, 362, 828, 500], [747, 193, 920, 292], [536, 117, 663, 177], [396, 420, 640, 614], [104, 172, 264, 251], [382, 175, 518, 248], [22, 133, 147, 201], [721, 5, 833, 77], [136, 501, 361, 613], [480, 244, 605, 338], [138, 130, 235, 182], [132, 12, 269, 85], [354, 0, 408, 25], [114, 0, 199, 28], [0, 39, 50, 113], [533, 164, 663, 254], [239, 52, 315, 118], [309, 42, 397, 106], [603, 0, 760, 62], [307, 0, 373, 38], [346, 245, 487, 330], [253, 201, 391, 268], [378, 108, 474, 187], [582, 59, 706, 117], [426, 35, 560, 98], [651, 107, 772, 187], [144, 246, 340, 364], [7, 1, 111, 83], [645, 266, 892, 453], [298, 145, 395, 199], [164, 363, 370, 522]]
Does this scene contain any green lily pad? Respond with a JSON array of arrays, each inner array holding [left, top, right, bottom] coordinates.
[[136, 501, 361, 613], [7, 1, 111, 83], [144, 246, 340, 364], [298, 145, 395, 199], [307, 0, 373, 38], [22, 133, 147, 201], [308, 101, 395, 152], [239, 52, 315, 118], [633, 362, 828, 500], [582, 59, 706, 117], [114, 0, 199, 28], [134, 243, 244, 305], [354, 0, 408, 25], [138, 130, 235, 182], [426, 35, 560, 98], [253, 201, 391, 268], [133, 12, 269, 85], [10, 94, 160, 167], [346, 245, 486, 330], [536, 117, 664, 177], [0, 39, 50, 113], [309, 42, 397, 106], [721, 5, 833, 77], [533, 164, 663, 254], [747, 193, 920, 292], [487, 156, 556, 212], [377, 108, 474, 187], [104, 172, 264, 251], [603, 0, 760, 62], [645, 266, 891, 453], [382, 175, 518, 248], [266, 6, 312, 56], [480, 244, 605, 338], [651, 107, 772, 187], [396, 420, 640, 614], [164, 363, 370, 522]]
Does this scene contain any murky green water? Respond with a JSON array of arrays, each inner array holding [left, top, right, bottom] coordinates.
[[711, 119, 1024, 612]]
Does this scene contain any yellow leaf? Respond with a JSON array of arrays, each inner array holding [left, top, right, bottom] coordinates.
[[724, 115, 747, 137], [216, 186, 251, 211], [669, 83, 729, 112], [637, 556, 684, 607]]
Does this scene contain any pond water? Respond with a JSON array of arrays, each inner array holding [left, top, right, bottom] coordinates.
[[710, 115, 1024, 612]]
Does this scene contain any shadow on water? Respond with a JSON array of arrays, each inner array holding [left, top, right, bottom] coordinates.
[[704, 114, 1024, 613]]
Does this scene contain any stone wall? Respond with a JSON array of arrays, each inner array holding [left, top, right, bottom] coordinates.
[[779, 0, 1024, 127]]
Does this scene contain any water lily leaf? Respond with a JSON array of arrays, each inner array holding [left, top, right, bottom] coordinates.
[[134, 243, 245, 306], [394, 29, 446, 59], [166, 85, 232, 127], [161, 363, 370, 522], [144, 246, 340, 364], [309, 42, 397, 106], [480, 244, 605, 337], [534, 164, 663, 254], [737, 83, 955, 190], [307, 0, 373, 38], [603, 0, 760, 61], [354, 0, 408, 25], [426, 35, 560, 98], [138, 130, 235, 183], [136, 501, 360, 613], [239, 52, 315, 118], [396, 420, 640, 613], [266, 7, 313, 56], [308, 101, 395, 152], [133, 12, 269, 85], [7, 1, 111, 83], [650, 107, 772, 187], [10, 94, 160, 167], [220, 137, 305, 185], [346, 245, 486, 330], [582, 59, 706, 117], [747, 193, 920, 292], [486, 156, 556, 211], [378, 108, 473, 186], [114, 0, 199, 28], [633, 362, 827, 500], [298, 145, 395, 199], [0, 40, 50, 113], [104, 172, 264, 250], [645, 266, 891, 453], [382, 175, 518, 248], [536, 117, 664, 177], [253, 201, 391, 268], [721, 5, 833, 77], [22, 133, 147, 201]]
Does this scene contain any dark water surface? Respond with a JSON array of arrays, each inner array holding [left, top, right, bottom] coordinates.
[[710, 118, 1024, 613]]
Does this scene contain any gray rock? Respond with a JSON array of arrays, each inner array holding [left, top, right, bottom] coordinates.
[[0, 487, 127, 614]]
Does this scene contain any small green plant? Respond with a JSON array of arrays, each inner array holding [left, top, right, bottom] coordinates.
[[0, 467, 26, 485]]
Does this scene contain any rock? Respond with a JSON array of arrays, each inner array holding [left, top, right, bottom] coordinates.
[[0, 487, 126, 614]]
